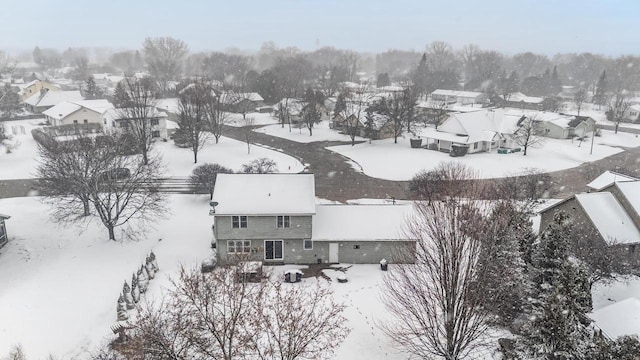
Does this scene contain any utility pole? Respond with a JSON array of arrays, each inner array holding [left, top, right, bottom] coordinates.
[[590, 125, 596, 155]]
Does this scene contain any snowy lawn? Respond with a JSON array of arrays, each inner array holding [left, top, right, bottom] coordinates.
[[156, 137, 304, 176], [0, 122, 303, 180], [226, 112, 279, 127], [254, 120, 366, 143], [0, 196, 504, 359], [327, 130, 640, 181]]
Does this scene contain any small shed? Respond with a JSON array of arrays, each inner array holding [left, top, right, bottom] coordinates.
[[0, 213, 10, 249]]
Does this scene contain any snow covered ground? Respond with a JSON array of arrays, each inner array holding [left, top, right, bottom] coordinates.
[[0, 119, 304, 180], [0, 196, 502, 359], [254, 120, 366, 143], [327, 130, 640, 181], [226, 112, 279, 127]]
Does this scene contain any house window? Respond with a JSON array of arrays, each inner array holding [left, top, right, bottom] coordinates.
[[277, 215, 290, 228], [353, 244, 360, 250], [152, 130, 160, 138], [303, 239, 313, 250], [264, 240, 283, 260], [151, 119, 159, 126], [473, 142, 478, 149], [227, 240, 251, 254], [630, 245, 637, 255], [232, 216, 247, 229], [73, 120, 78, 124], [83, 119, 88, 124]]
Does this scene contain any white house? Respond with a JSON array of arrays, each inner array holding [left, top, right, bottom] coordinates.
[[102, 107, 170, 140], [430, 89, 487, 105], [43, 99, 114, 127], [24, 90, 84, 113], [419, 109, 521, 154]]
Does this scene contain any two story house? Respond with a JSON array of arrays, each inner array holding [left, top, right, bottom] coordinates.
[[211, 173, 416, 265]]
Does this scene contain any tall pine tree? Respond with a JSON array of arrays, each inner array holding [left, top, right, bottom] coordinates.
[[520, 212, 593, 359], [593, 71, 607, 109]]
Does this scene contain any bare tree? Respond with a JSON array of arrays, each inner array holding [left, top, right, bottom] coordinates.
[[36, 132, 167, 241], [0, 51, 16, 77], [204, 93, 232, 144], [178, 82, 211, 163], [36, 130, 102, 220], [369, 88, 417, 143], [301, 89, 324, 136], [142, 37, 189, 94], [190, 163, 234, 200], [608, 88, 631, 134], [513, 115, 545, 156], [337, 83, 372, 146], [241, 158, 278, 174], [573, 87, 588, 116], [87, 141, 167, 241], [383, 163, 491, 360], [249, 279, 350, 360], [117, 78, 158, 165], [242, 115, 255, 154]]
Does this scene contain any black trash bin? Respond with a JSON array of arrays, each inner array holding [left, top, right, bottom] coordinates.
[[295, 272, 302, 282], [380, 258, 388, 271]]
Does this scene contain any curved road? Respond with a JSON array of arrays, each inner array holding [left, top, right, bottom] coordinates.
[[2, 125, 639, 202]]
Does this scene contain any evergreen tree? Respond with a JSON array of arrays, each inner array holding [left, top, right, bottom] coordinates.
[[376, 72, 390, 87], [477, 201, 530, 326], [333, 91, 347, 118], [84, 75, 103, 99], [593, 71, 607, 108], [412, 53, 429, 98], [521, 212, 594, 359], [0, 83, 22, 119], [551, 66, 562, 94], [112, 81, 130, 108]]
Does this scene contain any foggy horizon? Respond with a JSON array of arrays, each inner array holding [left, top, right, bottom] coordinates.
[[1, 0, 639, 57]]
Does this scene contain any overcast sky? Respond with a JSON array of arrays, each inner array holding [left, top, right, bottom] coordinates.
[[1, 0, 638, 56]]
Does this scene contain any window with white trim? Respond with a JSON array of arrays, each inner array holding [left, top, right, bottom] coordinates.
[[227, 240, 251, 254], [277, 215, 290, 228], [151, 119, 159, 126], [303, 239, 313, 250], [232, 215, 247, 228]]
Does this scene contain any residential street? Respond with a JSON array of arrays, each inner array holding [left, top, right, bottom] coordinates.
[[1, 125, 639, 202]]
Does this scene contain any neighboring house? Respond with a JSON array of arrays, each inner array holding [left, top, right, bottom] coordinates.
[[211, 173, 416, 265], [430, 89, 487, 105], [624, 104, 640, 122], [0, 213, 9, 249], [589, 297, 640, 340], [219, 92, 265, 113], [43, 99, 114, 127], [587, 171, 638, 192], [273, 98, 305, 125], [17, 80, 60, 100], [102, 107, 169, 140], [419, 109, 521, 154], [497, 92, 544, 110], [539, 180, 640, 256], [24, 89, 84, 113]]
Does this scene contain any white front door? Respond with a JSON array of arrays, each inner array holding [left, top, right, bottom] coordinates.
[[329, 243, 339, 263]]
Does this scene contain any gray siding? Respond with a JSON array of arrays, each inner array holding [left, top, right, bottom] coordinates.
[[285, 240, 415, 264], [215, 215, 312, 240]]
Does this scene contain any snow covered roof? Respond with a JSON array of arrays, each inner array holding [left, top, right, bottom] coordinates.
[[42, 101, 81, 120], [420, 109, 520, 143], [219, 92, 264, 105], [503, 92, 544, 104], [24, 90, 84, 108], [312, 204, 415, 241], [212, 174, 316, 215], [156, 98, 180, 114], [0, 213, 10, 219], [615, 181, 640, 215], [589, 297, 640, 339], [587, 171, 638, 191], [102, 107, 168, 122], [431, 89, 484, 99], [575, 192, 640, 245]]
